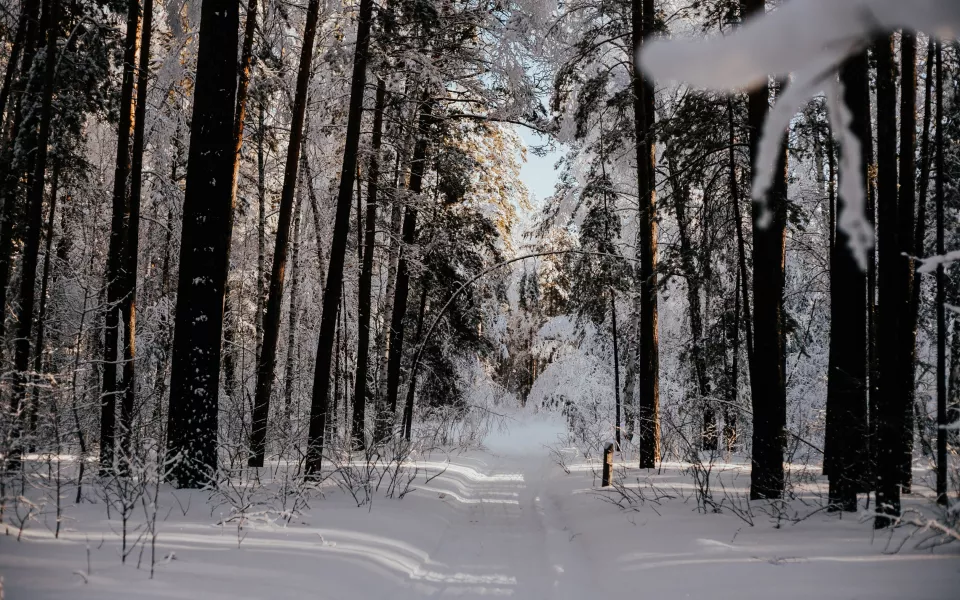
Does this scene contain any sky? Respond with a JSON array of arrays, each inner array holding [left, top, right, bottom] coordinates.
[[516, 128, 562, 205]]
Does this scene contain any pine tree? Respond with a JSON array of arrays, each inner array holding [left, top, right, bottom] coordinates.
[[248, 0, 321, 468], [305, 0, 378, 474], [101, 0, 140, 471], [166, 0, 239, 488], [742, 0, 788, 500]]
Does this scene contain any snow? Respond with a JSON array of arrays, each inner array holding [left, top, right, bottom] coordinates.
[[2, 414, 958, 599], [638, 0, 960, 269]]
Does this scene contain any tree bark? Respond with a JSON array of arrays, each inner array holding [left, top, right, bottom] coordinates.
[[631, 0, 659, 468], [875, 34, 904, 523], [283, 186, 303, 422], [230, 0, 259, 199], [668, 153, 712, 450], [383, 100, 433, 444], [118, 0, 154, 462], [906, 41, 935, 477], [166, 0, 239, 489], [897, 32, 918, 492], [0, 0, 41, 368], [256, 103, 266, 361], [376, 190, 403, 438], [352, 78, 386, 450], [934, 41, 947, 507], [742, 0, 787, 500], [100, 0, 140, 470], [305, 0, 377, 475], [221, 0, 261, 425], [248, 0, 321, 467], [825, 52, 871, 512], [729, 99, 754, 372], [610, 288, 622, 449], [10, 0, 60, 465], [402, 283, 429, 439], [0, 7, 28, 130], [27, 158, 60, 438]]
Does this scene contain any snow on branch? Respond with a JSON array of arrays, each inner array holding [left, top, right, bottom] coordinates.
[[916, 250, 960, 274], [638, 0, 960, 270]]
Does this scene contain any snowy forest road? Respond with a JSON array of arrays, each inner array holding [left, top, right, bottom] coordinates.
[[2, 414, 959, 599], [399, 439, 601, 599]]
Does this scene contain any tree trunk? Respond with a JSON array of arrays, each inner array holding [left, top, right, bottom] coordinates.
[[352, 78, 386, 450], [934, 41, 947, 507], [621, 307, 640, 441], [0, 0, 41, 368], [248, 0, 321, 467], [402, 283, 429, 439], [631, 0, 659, 468], [304, 0, 377, 475], [27, 158, 60, 439], [875, 34, 905, 523], [230, 0, 259, 199], [283, 187, 303, 422], [897, 32, 919, 492], [9, 0, 60, 465], [256, 103, 267, 361], [383, 100, 433, 445], [668, 153, 712, 450], [825, 52, 871, 512], [729, 99, 754, 370], [376, 191, 403, 437], [100, 0, 140, 471], [0, 7, 28, 130], [166, 0, 239, 489], [906, 41, 935, 473], [610, 289, 622, 449], [725, 263, 742, 452], [221, 0, 261, 426], [118, 0, 154, 462], [743, 0, 787, 501]]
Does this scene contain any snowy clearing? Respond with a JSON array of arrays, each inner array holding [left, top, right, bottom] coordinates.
[[2, 414, 958, 599]]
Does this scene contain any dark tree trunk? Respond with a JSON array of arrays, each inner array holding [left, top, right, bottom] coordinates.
[[729, 99, 754, 368], [897, 32, 918, 492], [230, 0, 259, 198], [384, 100, 433, 443], [256, 104, 266, 360], [166, 0, 239, 489], [825, 52, 871, 512], [907, 42, 935, 463], [100, 0, 140, 470], [669, 154, 712, 450], [304, 0, 377, 475], [118, 0, 154, 462], [743, 0, 787, 501], [610, 289, 622, 449], [283, 188, 303, 421], [875, 34, 905, 523], [402, 283, 429, 439], [631, 0, 659, 468], [27, 158, 60, 438], [352, 79, 386, 450], [221, 0, 261, 422], [248, 0, 321, 467], [0, 7, 28, 129], [725, 263, 742, 452], [376, 192, 403, 437], [10, 0, 60, 464], [0, 0, 41, 368], [864, 62, 879, 490], [934, 41, 947, 506]]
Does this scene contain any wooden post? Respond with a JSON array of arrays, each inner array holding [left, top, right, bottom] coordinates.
[[602, 441, 614, 487]]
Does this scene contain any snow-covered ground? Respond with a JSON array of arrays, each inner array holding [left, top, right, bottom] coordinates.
[[2, 413, 958, 599]]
